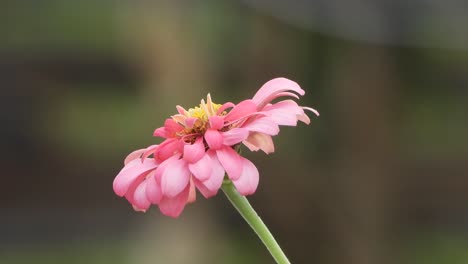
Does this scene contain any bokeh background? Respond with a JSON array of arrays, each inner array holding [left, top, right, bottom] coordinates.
[[2, 1, 468, 263]]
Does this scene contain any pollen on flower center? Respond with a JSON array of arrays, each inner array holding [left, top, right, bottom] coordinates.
[[173, 94, 225, 140]]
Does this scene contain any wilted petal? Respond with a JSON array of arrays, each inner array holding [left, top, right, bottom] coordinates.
[[243, 132, 275, 154], [183, 137, 205, 163], [216, 146, 243, 180], [187, 178, 196, 203], [158, 185, 190, 218], [232, 157, 259, 196]]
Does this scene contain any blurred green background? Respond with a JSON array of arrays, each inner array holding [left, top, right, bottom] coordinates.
[[1, 1, 468, 264]]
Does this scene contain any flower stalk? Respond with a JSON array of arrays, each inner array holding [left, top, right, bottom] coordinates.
[[221, 180, 291, 264]]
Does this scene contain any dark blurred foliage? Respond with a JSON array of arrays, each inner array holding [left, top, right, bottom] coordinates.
[[1, 1, 468, 264]]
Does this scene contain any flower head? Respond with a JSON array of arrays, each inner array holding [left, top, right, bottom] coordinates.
[[113, 77, 318, 218]]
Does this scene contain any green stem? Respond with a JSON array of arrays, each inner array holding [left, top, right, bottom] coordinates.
[[221, 181, 291, 264]]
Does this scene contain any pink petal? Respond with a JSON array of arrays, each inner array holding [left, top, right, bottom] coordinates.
[[242, 117, 279, 136], [155, 139, 182, 161], [187, 178, 196, 203], [185, 117, 197, 128], [176, 105, 189, 115], [188, 152, 213, 181], [113, 158, 157, 197], [205, 129, 223, 150], [193, 178, 217, 198], [232, 158, 259, 196], [216, 146, 243, 180], [263, 100, 313, 126], [252, 78, 305, 109], [153, 127, 167, 138], [133, 180, 151, 212], [243, 132, 275, 154], [124, 148, 145, 165], [200, 150, 225, 194], [141, 144, 160, 161], [158, 185, 190, 218], [222, 128, 249, 146], [160, 158, 190, 198], [209, 116, 224, 130], [216, 102, 235, 115], [224, 100, 258, 122], [146, 172, 162, 204], [183, 137, 205, 163], [303, 106, 320, 117], [154, 154, 181, 182]]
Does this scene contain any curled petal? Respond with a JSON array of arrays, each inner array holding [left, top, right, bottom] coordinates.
[[216, 146, 243, 180], [216, 102, 235, 115], [243, 132, 275, 154], [232, 158, 259, 196], [263, 100, 305, 126], [158, 185, 190, 218], [205, 129, 223, 150], [161, 159, 190, 198], [113, 158, 157, 197], [124, 148, 145, 165], [224, 100, 258, 122], [222, 128, 249, 146], [183, 137, 205, 163], [252, 78, 305, 109]]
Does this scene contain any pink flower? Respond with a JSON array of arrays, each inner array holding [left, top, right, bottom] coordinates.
[[113, 77, 318, 218]]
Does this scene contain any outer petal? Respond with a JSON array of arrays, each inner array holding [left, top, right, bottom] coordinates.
[[146, 171, 162, 204], [133, 180, 151, 212], [192, 151, 224, 198], [205, 129, 223, 150], [252, 78, 305, 109], [243, 132, 275, 154], [222, 128, 249, 146], [187, 178, 196, 203], [113, 159, 157, 197], [183, 137, 205, 163], [160, 159, 191, 198], [188, 153, 213, 181], [216, 146, 243, 180], [158, 185, 190, 218], [224, 100, 258, 122], [263, 100, 316, 126], [201, 150, 225, 192], [242, 117, 279, 136], [232, 158, 260, 196], [124, 149, 145, 165]]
